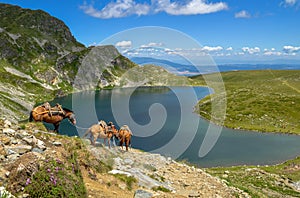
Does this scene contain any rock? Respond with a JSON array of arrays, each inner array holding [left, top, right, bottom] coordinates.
[[32, 148, 44, 154], [6, 154, 19, 161], [0, 135, 11, 145], [22, 137, 35, 145], [36, 139, 46, 150], [5, 145, 32, 155], [3, 120, 12, 128], [53, 141, 62, 146], [15, 131, 29, 139], [124, 158, 134, 165], [118, 183, 127, 190], [0, 186, 15, 198], [108, 169, 132, 177], [134, 189, 153, 198], [188, 191, 200, 197], [0, 145, 8, 157], [3, 128, 15, 135]]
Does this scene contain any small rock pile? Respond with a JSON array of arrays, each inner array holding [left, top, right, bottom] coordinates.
[[0, 120, 46, 163], [0, 119, 63, 197]]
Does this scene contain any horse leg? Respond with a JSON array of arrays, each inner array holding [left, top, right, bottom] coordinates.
[[119, 138, 124, 150], [125, 138, 130, 151], [53, 123, 60, 133]]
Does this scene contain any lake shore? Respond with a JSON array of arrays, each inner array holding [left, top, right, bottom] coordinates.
[[190, 70, 300, 135]]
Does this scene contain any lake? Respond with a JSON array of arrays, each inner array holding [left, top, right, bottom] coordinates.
[[49, 86, 300, 168]]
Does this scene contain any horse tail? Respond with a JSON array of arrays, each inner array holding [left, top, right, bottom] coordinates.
[[29, 111, 34, 122]]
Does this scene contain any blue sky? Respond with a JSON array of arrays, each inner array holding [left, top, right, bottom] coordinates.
[[1, 0, 300, 64]]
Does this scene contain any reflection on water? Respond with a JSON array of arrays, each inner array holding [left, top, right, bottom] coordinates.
[[50, 87, 300, 167]]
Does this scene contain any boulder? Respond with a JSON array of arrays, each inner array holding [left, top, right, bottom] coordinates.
[[134, 189, 153, 198]]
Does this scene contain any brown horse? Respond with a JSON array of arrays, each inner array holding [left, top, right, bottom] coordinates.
[[83, 120, 115, 148], [116, 125, 132, 151], [29, 105, 76, 133]]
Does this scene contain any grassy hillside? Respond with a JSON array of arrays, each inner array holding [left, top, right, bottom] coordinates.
[[190, 70, 300, 134], [207, 156, 300, 197]]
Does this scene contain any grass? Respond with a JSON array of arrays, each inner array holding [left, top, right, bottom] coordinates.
[[206, 155, 300, 197], [24, 158, 86, 197], [191, 70, 300, 134], [112, 174, 137, 190], [151, 186, 171, 192]]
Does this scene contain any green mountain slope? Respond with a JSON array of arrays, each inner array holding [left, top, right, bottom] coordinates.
[[0, 3, 185, 121], [191, 70, 300, 134]]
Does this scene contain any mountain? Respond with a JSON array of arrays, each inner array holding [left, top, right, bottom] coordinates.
[[130, 57, 200, 76], [0, 3, 185, 121]]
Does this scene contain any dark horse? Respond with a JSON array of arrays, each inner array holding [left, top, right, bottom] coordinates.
[[29, 105, 76, 133]]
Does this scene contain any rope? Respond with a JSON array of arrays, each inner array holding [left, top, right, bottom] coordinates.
[[74, 125, 89, 130]]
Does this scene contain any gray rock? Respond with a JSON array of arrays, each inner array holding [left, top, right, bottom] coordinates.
[[15, 130, 29, 139], [36, 139, 46, 150], [53, 141, 62, 146], [3, 120, 12, 128], [6, 145, 32, 155], [6, 154, 19, 161], [124, 158, 134, 165], [3, 128, 15, 135], [32, 148, 44, 154], [134, 189, 153, 198], [22, 137, 35, 145]]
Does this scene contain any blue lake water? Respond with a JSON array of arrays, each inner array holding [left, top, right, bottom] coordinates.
[[49, 87, 300, 168]]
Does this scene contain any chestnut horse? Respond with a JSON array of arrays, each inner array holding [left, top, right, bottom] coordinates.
[[29, 105, 76, 133], [116, 125, 132, 151]]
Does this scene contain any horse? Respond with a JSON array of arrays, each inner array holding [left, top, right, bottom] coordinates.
[[115, 125, 132, 151], [83, 120, 115, 148], [29, 105, 76, 133]]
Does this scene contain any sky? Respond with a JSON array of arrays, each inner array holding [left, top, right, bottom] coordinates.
[[1, 0, 300, 64]]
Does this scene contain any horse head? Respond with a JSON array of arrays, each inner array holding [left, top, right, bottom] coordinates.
[[63, 108, 76, 125]]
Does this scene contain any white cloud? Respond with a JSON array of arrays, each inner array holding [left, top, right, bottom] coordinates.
[[157, 0, 228, 15], [115, 40, 132, 48], [264, 50, 282, 56], [202, 46, 223, 51], [235, 10, 251, 18], [264, 51, 282, 56], [284, 0, 297, 6], [79, 0, 150, 19], [283, 45, 300, 53], [141, 42, 164, 48], [226, 47, 233, 51], [80, 0, 228, 19], [242, 47, 260, 54]]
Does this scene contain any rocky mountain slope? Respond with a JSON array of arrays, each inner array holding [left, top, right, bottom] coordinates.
[[0, 119, 247, 198], [0, 3, 185, 121]]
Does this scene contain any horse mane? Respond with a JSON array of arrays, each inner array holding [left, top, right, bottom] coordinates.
[[63, 107, 73, 113]]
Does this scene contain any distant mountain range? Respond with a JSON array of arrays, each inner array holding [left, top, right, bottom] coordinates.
[[130, 57, 300, 76]]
